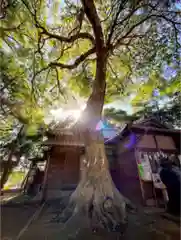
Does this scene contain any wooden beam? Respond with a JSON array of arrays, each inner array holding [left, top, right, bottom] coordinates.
[[131, 126, 181, 135], [41, 154, 50, 202]]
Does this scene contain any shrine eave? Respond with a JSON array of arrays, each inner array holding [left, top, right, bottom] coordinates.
[[42, 139, 85, 147]]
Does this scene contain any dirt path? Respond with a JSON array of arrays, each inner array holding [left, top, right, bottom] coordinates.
[[1, 203, 38, 240], [1, 193, 180, 240], [16, 200, 180, 240]]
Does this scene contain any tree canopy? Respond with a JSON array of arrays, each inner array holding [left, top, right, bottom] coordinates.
[[104, 92, 181, 128], [0, 0, 180, 144], [1, 0, 180, 104], [0, 0, 180, 159]]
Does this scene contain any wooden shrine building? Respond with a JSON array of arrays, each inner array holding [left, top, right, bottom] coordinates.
[[105, 117, 181, 207], [41, 128, 85, 200], [38, 117, 180, 207], [40, 122, 118, 200]]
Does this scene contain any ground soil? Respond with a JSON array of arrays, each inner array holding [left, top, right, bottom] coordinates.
[[1, 203, 38, 239], [1, 193, 180, 240]]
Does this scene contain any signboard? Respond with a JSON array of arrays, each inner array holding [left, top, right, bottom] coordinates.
[[152, 173, 166, 189], [137, 152, 152, 181]]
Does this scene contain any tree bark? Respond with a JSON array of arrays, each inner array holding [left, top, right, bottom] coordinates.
[[0, 150, 13, 193], [55, 131, 128, 236], [74, 133, 127, 230]]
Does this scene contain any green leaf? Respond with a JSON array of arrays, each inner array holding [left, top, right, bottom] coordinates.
[[25, 124, 39, 136]]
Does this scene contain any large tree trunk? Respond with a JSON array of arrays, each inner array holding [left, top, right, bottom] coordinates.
[[54, 131, 128, 237], [72, 132, 127, 230]]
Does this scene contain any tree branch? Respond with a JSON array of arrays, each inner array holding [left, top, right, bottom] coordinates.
[[30, 66, 50, 88], [112, 12, 181, 50], [113, 1, 149, 33], [21, 0, 95, 45], [81, 0, 104, 52], [49, 47, 96, 69], [68, 7, 84, 36], [40, 28, 95, 45], [54, 67, 66, 98], [0, 95, 28, 124], [0, 23, 23, 33], [154, 14, 181, 49], [108, 61, 125, 94], [106, 0, 128, 46], [113, 15, 152, 49]]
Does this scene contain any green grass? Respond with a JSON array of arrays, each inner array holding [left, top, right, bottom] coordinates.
[[4, 171, 26, 190]]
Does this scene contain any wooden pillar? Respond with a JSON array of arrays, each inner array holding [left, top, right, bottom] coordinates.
[[41, 149, 51, 202], [134, 148, 146, 205]]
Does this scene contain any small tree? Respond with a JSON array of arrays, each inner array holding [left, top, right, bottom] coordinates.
[[1, 0, 181, 234], [0, 125, 23, 190], [0, 50, 51, 190], [133, 92, 181, 128]]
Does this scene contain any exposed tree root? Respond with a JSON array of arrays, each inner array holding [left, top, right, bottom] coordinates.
[[51, 173, 128, 236], [50, 136, 136, 238], [50, 195, 128, 240]]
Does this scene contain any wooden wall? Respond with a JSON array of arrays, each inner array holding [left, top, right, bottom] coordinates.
[[45, 146, 80, 199], [137, 134, 177, 151], [137, 135, 156, 149], [108, 127, 179, 206], [155, 135, 176, 150], [113, 150, 143, 205]]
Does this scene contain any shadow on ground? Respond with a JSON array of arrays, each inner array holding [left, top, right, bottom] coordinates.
[[1, 194, 180, 240], [0, 193, 39, 240]]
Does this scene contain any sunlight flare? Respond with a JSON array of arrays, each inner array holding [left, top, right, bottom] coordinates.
[[45, 102, 86, 127]]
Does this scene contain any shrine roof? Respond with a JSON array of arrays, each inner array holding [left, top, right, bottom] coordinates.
[[105, 117, 181, 144]]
